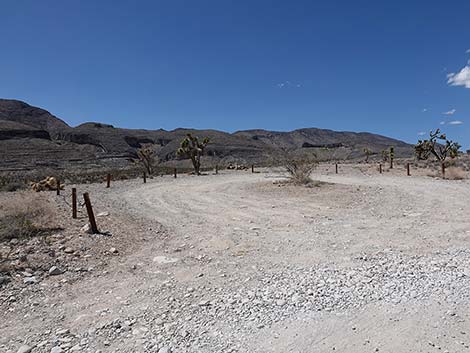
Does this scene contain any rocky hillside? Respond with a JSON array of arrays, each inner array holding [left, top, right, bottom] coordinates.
[[0, 99, 413, 171]]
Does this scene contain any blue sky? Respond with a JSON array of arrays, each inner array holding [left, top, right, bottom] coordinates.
[[1, 1, 469, 147]]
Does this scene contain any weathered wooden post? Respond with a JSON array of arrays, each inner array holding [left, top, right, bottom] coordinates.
[[406, 163, 410, 176], [83, 192, 99, 234], [215, 165, 218, 175], [106, 174, 111, 188], [174, 168, 177, 178], [379, 164, 382, 174], [56, 179, 61, 195], [251, 165, 254, 173], [72, 188, 77, 219], [143, 172, 147, 183], [335, 163, 338, 174]]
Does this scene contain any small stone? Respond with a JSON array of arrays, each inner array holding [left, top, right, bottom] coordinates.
[[17, 345, 33, 353], [97, 212, 109, 217], [81, 224, 91, 234], [51, 347, 63, 353], [56, 328, 70, 335], [158, 347, 171, 353], [23, 277, 38, 284], [109, 247, 118, 254], [64, 247, 74, 254], [49, 266, 62, 276]]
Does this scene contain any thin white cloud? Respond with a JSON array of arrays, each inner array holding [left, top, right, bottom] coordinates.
[[448, 120, 464, 125], [447, 66, 470, 88], [466, 49, 470, 54], [440, 121, 446, 125], [276, 81, 302, 88], [417, 131, 426, 136], [443, 109, 456, 115]]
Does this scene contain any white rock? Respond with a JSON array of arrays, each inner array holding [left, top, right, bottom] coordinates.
[[49, 266, 62, 276], [17, 345, 33, 353], [153, 256, 178, 264]]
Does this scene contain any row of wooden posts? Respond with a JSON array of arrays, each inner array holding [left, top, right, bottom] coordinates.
[[334, 162, 412, 176], [58, 165, 257, 234]]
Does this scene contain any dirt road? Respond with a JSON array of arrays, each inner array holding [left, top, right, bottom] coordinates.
[[3, 166, 470, 353]]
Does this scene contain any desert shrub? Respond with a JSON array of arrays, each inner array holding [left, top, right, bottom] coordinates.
[[445, 166, 466, 180], [285, 161, 318, 185], [0, 192, 59, 242], [0, 175, 27, 192]]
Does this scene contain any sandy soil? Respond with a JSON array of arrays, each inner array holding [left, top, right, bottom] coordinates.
[[2, 164, 470, 353]]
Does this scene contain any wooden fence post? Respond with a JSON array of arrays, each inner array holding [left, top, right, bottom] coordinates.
[[174, 168, 177, 178], [83, 193, 99, 234], [143, 172, 147, 183], [72, 188, 77, 219], [56, 179, 60, 195], [407, 163, 410, 176], [251, 165, 254, 173], [106, 174, 111, 188], [335, 163, 338, 174], [215, 165, 218, 174], [379, 164, 382, 174]]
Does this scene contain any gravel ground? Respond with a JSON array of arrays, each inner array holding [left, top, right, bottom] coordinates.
[[1, 164, 470, 353]]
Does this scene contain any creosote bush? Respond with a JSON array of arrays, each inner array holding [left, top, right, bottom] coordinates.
[[285, 161, 318, 185]]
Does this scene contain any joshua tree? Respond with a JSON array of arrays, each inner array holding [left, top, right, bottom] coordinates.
[[363, 148, 372, 163], [176, 134, 210, 175], [389, 147, 395, 169], [381, 149, 389, 162], [415, 129, 460, 177], [132, 146, 158, 175]]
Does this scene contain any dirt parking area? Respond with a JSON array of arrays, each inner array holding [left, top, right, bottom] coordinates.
[[1, 164, 470, 353]]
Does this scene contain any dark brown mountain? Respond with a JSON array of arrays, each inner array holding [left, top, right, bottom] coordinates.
[[0, 99, 413, 171]]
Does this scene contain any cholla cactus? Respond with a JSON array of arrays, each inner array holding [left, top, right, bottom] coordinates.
[[415, 129, 460, 176], [176, 134, 210, 175]]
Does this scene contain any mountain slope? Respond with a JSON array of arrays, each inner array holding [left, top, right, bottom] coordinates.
[[0, 99, 413, 171]]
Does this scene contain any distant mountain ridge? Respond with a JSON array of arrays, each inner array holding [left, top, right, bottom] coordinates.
[[0, 99, 413, 171]]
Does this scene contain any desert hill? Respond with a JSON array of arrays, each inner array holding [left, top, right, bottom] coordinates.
[[0, 99, 413, 171]]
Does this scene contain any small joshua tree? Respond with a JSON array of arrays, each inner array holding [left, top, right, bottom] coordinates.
[[176, 134, 210, 175], [133, 146, 158, 175], [363, 148, 372, 163], [415, 129, 460, 177], [381, 149, 389, 162]]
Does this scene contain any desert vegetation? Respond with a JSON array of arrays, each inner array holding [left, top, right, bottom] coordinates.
[[132, 145, 159, 175], [415, 129, 461, 177], [363, 147, 372, 163], [176, 133, 210, 175], [0, 192, 59, 243]]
